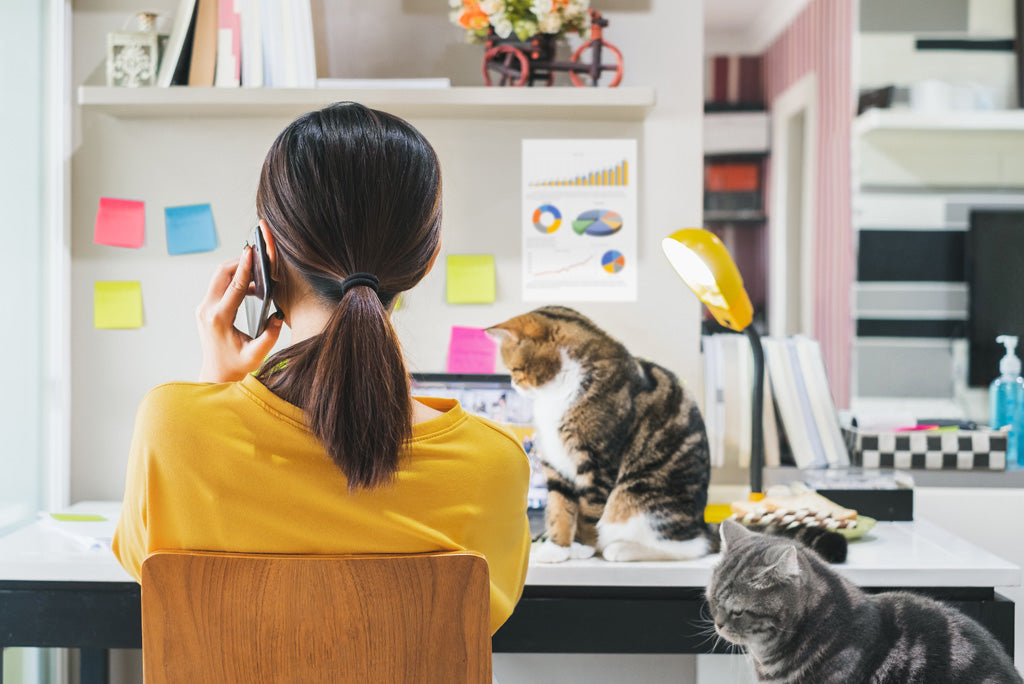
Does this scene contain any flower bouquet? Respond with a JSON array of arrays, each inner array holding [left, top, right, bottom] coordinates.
[[449, 0, 591, 43]]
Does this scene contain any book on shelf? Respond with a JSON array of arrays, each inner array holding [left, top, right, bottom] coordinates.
[[238, 0, 263, 87], [259, 0, 281, 87], [156, 0, 199, 86], [214, 0, 242, 87], [259, 0, 316, 87], [187, 0, 219, 86], [290, 0, 317, 87]]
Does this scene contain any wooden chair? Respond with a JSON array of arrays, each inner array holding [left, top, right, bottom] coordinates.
[[141, 550, 491, 684]]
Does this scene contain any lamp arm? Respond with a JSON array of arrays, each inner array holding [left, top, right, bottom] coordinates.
[[744, 325, 765, 495]]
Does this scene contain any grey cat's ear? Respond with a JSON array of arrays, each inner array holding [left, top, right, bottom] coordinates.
[[719, 518, 751, 551], [768, 545, 801, 579]]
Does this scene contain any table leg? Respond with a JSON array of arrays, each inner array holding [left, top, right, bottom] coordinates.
[[80, 648, 109, 684]]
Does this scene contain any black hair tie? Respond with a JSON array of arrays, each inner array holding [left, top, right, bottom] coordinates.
[[338, 272, 380, 297]]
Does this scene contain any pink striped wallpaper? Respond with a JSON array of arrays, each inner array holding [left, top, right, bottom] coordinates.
[[763, 0, 856, 408]]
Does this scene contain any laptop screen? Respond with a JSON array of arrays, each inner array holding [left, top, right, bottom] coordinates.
[[411, 373, 547, 511]]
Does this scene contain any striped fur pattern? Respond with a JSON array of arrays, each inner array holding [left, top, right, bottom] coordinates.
[[486, 306, 714, 563], [708, 520, 1022, 683], [739, 519, 848, 564]]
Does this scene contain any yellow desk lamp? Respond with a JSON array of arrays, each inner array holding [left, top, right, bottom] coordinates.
[[661, 228, 765, 496]]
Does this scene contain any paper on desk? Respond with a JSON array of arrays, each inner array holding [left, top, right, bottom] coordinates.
[[38, 512, 117, 550]]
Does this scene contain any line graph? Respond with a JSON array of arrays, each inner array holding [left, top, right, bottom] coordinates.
[[530, 255, 593, 277]]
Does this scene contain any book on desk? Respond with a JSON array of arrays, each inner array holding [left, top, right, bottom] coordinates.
[[703, 333, 850, 471]]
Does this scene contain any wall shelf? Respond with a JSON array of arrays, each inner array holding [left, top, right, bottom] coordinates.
[[855, 108, 1024, 137], [77, 86, 657, 121]]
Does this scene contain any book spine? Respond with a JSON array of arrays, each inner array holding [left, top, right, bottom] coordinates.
[[239, 0, 263, 87], [215, 0, 242, 87], [188, 0, 219, 86], [156, 0, 199, 87]]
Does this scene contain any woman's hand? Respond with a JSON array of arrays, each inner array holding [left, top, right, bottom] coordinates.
[[196, 246, 284, 383]]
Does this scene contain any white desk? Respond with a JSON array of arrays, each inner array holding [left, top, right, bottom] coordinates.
[[525, 517, 1021, 588], [0, 503, 1019, 683]]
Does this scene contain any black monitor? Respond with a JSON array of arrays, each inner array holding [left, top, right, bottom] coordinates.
[[967, 210, 1024, 387]]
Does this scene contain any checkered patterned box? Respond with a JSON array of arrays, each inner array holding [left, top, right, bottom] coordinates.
[[842, 427, 1007, 470]]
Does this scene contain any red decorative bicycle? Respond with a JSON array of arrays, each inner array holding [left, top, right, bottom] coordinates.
[[482, 10, 624, 87]]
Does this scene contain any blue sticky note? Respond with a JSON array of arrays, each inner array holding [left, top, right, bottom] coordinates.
[[165, 204, 218, 255]]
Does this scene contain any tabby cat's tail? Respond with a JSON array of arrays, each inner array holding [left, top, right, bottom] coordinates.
[[705, 521, 848, 563], [705, 524, 721, 554]]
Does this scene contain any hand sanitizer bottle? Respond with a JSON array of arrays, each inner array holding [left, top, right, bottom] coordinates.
[[990, 335, 1024, 467]]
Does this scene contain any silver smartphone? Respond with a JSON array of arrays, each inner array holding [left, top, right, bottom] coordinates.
[[243, 225, 274, 338]]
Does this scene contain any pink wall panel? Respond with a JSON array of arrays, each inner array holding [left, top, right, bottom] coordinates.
[[763, 0, 856, 408]]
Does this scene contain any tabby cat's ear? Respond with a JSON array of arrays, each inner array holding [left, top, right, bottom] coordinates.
[[485, 325, 517, 342], [719, 518, 751, 552]]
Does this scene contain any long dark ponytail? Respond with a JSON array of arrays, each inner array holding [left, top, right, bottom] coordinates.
[[255, 103, 442, 489]]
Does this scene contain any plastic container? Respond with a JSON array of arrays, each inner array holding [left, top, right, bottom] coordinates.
[[989, 335, 1024, 466]]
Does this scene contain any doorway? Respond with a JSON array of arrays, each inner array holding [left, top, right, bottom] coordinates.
[[769, 73, 817, 337]]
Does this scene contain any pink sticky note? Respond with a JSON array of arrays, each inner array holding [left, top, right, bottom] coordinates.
[[95, 197, 145, 248], [446, 326, 497, 374]]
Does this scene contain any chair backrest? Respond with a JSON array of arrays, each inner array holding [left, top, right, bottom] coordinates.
[[141, 550, 491, 684]]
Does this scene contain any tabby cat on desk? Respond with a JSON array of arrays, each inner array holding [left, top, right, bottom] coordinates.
[[486, 305, 714, 563], [707, 519, 1022, 684]]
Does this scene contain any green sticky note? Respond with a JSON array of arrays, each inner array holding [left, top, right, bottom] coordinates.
[[94, 281, 144, 329], [446, 254, 496, 304], [50, 513, 107, 522]]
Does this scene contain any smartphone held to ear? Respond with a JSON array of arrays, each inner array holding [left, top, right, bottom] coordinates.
[[244, 225, 275, 338]]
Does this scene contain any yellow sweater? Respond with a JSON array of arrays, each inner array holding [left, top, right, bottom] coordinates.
[[113, 374, 532, 634]]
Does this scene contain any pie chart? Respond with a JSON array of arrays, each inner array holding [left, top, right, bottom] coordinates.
[[572, 209, 623, 236], [601, 250, 626, 274], [533, 204, 562, 234]]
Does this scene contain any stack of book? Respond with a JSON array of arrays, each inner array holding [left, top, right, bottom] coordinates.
[[702, 333, 849, 470], [157, 0, 316, 88]]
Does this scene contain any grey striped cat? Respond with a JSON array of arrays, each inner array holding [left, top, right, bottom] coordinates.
[[708, 519, 1022, 683], [486, 306, 714, 563]]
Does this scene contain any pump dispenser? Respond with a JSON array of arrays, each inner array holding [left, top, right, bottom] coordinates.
[[990, 335, 1024, 466]]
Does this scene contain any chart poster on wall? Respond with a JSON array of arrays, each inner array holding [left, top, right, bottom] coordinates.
[[521, 139, 638, 302]]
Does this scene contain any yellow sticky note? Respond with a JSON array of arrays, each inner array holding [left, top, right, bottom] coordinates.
[[94, 281, 144, 329], [446, 254, 496, 304]]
